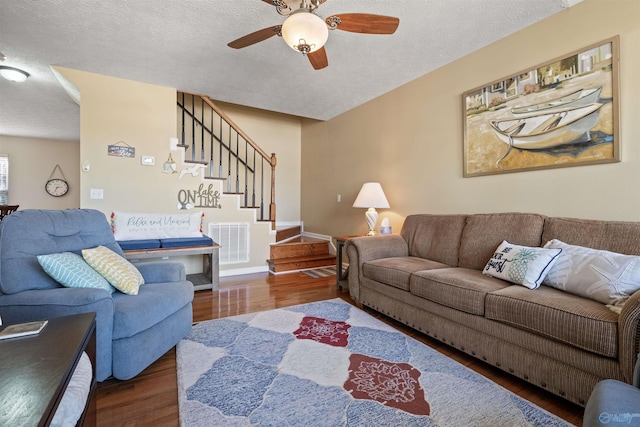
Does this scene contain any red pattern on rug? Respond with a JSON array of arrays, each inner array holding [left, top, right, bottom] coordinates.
[[344, 353, 430, 416], [293, 316, 351, 347]]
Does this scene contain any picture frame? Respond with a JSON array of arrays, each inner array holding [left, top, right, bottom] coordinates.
[[462, 36, 620, 177]]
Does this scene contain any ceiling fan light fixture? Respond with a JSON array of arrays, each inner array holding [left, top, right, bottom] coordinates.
[[281, 10, 328, 54], [0, 66, 29, 83]]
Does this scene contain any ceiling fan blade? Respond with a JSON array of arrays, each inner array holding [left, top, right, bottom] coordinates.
[[227, 26, 282, 49], [308, 47, 328, 70], [327, 13, 399, 34]]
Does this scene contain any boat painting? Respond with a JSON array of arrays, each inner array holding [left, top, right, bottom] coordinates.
[[510, 86, 602, 116], [490, 102, 603, 150], [462, 36, 619, 177]]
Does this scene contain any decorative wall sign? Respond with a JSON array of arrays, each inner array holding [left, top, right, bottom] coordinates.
[[462, 36, 620, 177], [108, 141, 135, 158], [178, 184, 222, 209]]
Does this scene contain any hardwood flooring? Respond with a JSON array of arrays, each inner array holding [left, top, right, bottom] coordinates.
[[95, 272, 585, 426]]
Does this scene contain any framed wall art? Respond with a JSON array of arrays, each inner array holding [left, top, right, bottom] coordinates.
[[462, 36, 620, 177]]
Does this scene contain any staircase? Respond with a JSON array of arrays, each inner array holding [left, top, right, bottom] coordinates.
[[177, 92, 277, 226], [178, 92, 335, 275], [268, 226, 336, 274]]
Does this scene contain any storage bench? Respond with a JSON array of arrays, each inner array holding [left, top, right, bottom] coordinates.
[[118, 237, 220, 291]]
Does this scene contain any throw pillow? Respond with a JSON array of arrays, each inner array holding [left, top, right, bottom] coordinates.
[[111, 211, 204, 240], [37, 252, 116, 293], [82, 246, 144, 295], [482, 240, 562, 289], [543, 239, 640, 307]]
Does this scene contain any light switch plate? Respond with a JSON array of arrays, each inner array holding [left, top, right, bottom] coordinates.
[[141, 156, 155, 166]]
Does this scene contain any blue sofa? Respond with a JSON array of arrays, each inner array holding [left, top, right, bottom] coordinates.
[[0, 209, 194, 381]]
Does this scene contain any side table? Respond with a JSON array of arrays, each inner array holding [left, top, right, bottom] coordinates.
[[0, 312, 97, 427], [335, 235, 359, 290]]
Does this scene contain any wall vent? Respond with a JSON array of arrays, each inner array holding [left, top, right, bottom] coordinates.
[[208, 223, 250, 264]]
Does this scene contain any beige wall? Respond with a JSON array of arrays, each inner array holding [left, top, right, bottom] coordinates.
[[55, 68, 301, 273], [301, 0, 640, 237], [0, 135, 80, 209]]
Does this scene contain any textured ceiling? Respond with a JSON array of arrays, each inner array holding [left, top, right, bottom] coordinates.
[[0, 0, 579, 142]]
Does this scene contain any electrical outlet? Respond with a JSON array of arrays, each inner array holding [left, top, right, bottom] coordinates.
[[337, 194, 342, 202], [90, 188, 103, 199]]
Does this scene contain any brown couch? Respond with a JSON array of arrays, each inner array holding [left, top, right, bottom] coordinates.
[[345, 213, 640, 406]]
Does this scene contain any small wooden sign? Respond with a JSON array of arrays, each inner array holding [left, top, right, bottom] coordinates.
[[108, 141, 135, 158]]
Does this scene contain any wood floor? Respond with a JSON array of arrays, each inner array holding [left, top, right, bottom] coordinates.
[[95, 272, 585, 426]]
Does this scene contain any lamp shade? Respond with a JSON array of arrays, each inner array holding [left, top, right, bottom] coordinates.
[[281, 11, 328, 53], [353, 182, 390, 209]]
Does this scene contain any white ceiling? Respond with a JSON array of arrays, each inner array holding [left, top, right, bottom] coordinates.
[[0, 0, 579, 142]]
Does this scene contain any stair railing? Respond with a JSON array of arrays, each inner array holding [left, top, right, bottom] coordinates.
[[177, 92, 277, 225]]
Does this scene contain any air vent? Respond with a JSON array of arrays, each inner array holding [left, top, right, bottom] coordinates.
[[208, 223, 249, 264]]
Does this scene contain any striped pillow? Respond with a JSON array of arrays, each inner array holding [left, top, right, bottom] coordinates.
[[82, 246, 144, 295], [37, 252, 115, 293]]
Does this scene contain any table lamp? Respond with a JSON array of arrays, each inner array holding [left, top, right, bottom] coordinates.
[[353, 182, 390, 236]]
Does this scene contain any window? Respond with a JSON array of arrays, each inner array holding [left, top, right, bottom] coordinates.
[[0, 155, 8, 204]]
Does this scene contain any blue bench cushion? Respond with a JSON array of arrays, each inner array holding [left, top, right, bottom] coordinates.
[[117, 239, 161, 250], [160, 236, 213, 248]]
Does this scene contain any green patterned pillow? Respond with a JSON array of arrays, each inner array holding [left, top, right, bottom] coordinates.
[[482, 240, 562, 289], [82, 246, 144, 295], [37, 252, 116, 293]]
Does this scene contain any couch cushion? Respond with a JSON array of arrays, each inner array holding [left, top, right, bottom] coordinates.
[[111, 211, 204, 240], [458, 213, 546, 270], [117, 239, 161, 250], [111, 281, 194, 340], [0, 209, 124, 294], [409, 268, 510, 315], [82, 246, 145, 295], [485, 285, 618, 357], [160, 236, 214, 248], [363, 257, 449, 291], [482, 240, 562, 289], [400, 214, 467, 267], [543, 239, 640, 307], [37, 252, 116, 294], [542, 217, 640, 256]]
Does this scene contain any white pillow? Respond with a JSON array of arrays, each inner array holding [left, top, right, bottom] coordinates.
[[483, 240, 562, 289], [111, 211, 203, 240], [543, 239, 640, 307]]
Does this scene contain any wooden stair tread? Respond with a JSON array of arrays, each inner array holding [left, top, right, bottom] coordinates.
[[269, 254, 336, 265]]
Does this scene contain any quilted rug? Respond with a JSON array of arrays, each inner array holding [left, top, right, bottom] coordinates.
[[176, 299, 574, 426]]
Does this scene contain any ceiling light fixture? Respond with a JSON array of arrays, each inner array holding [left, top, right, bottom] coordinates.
[[0, 66, 30, 83], [281, 9, 328, 55]]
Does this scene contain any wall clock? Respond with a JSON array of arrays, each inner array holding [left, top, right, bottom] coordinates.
[[45, 164, 69, 197]]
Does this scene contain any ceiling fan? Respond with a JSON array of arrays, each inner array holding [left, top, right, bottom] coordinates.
[[227, 0, 399, 70]]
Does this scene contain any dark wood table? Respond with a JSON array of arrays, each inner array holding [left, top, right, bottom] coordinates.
[[0, 312, 97, 427], [335, 235, 360, 290]]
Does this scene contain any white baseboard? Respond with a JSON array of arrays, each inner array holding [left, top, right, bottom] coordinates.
[[219, 265, 269, 277]]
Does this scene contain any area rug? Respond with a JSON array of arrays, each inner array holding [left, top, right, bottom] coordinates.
[[302, 266, 337, 278], [176, 299, 574, 426]]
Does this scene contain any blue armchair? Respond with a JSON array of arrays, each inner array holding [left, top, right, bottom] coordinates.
[[584, 354, 640, 426], [0, 209, 194, 381]]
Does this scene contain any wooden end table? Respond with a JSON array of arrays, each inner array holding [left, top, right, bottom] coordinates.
[[0, 312, 97, 427], [335, 235, 360, 290]]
